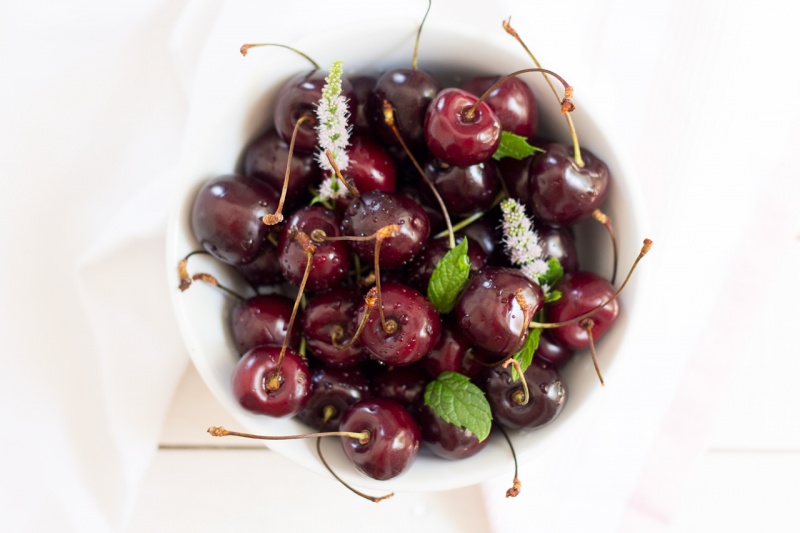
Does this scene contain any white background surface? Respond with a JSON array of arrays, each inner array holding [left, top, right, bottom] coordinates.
[[1, 0, 799, 531]]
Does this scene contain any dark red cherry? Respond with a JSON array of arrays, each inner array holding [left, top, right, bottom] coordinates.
[[277, 206, 350, 292], [534, 331, 575, 367], [190, 174, 279, 265], [359, 282, 442, 366], [497, 155, 532, 202], [302, 287, 367, 367], [536, 223, 578, 273], [232, 345, 311, 418], [297, 366, 371, 432], [422, 156, 500, 216], [273, 70, 355, 153], [481, 359, 566, 430], [345, 136, 396, 194], [405, 236, 486, 293], [421, 317, 483, 379], [528, 143, 610, 226], [424, 88, 501, 167], [371, 365, 429, 410], [461, 75, 538, 139], [457, 207, 506, 266], [230, 294, 299, 355], [418, 404, 490, 460], [342, 190, 430, 269], [349, 75, 376, 134], [455, 267, 544, 359], [234, 240, 282, 287], [545, 271, 618, 350], [339, 399, 422, 481], [369, 68, 441, 148], [242, 128, 320, 207]]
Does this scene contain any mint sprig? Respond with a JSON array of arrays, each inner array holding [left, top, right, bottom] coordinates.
[[427, 238, 470, 314], [492, 131, 543, 161], [424, 372, 492, 442], [538, 257, 564, 287], [510, 328, 542, 381]]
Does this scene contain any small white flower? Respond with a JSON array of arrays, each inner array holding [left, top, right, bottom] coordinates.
[[315, 60, 351, 175], [317, 175, 347, 202], [500, 198, 548, 285]]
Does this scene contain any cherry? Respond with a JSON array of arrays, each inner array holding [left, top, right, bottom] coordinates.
[[418, 404, 489, 460], [371, 365, 429, 410], [358, 282, 442, 366], [461, 75, 537, 138], [405, 236, 486, 293], [342, 190, 430, 269], [297, 366, 372, 432], [544, 271, 618, 350], [232, 345, 311, 418], [422, 155, 500, 216], [339, 398, 422, 480], [421, 317, 483, 379], [190, 174, 279, 265], [497, 155, 533, 203], [536, 223, 578, 273], [424, 88, 502, 167], [528, 143, 610, 226], [345, 136, 397, 195], [302, 287, 367, 367], [234, 240, 282, 287], [368, 68, 441, 148], [481, 359, 566, 430], [273, 70, 355, 153], [349, 75, 376, 134], [242, 128, 320, 207], [230, 294, 299, 355], [533, 331, 575, 367], [456, 208, 506, 266], [455, 267, 544, 359], [277, 206, 350, 292]]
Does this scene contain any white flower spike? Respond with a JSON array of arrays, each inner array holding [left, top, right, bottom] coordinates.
[[315, 60, 351, 201], [500, 198, 547, 285]]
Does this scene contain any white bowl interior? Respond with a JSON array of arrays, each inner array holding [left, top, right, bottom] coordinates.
[[167, 17, 647, 492]]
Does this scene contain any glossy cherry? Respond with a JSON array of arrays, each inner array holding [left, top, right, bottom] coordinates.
[[528, 143, 610, 226], [302, 287, 367, 367], [345, 136, 397, 194], [190, 174, 279, 265], [418, 404, 489, 460], [232, 345, 311, 418], [455, 267, 544, 359], [230, 294, 299, 355], [424, 88, 501, 167], [421, 317, 483, 379], [297, 366, 372, 432], [339, 398, 422, 480], [536, 223, 578, 273], [371, 365, 429, 410], [368, 68, 441, 148], [545, 271, 618, 350], [422, 156, 500, 216], [405, 236, 486, 293], [461, 75, 537, 139]]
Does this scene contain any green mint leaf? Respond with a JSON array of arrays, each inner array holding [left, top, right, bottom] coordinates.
[[424, 371, 492, 442], [511, 328, 542, 381], [544, 290, 562, 303], [427, 238, 470, 314], [538, 257, 564, 288], [491, 131, 543, 161]]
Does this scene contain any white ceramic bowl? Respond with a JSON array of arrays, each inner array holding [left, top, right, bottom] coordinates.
[[167, 17, 648, 493]]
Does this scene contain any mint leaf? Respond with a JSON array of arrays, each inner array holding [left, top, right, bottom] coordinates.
[[491, 131, 543, 161], [424, 372, 492, 442], [511, 328, 542, 381], [544, 290, 562, 303], [427, 238, 470, 314], [538, 257, 564, 288]]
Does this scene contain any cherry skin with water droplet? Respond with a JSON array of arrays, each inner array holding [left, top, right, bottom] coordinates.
[[302, 287, 367, 367], [297, 366, 372, 432], [545, 271, 618, 350], [368, 68, 441, 148], [461, 75, 538, 139], [339, 398, 422, 481], [418, 404, 490, 460], [230, 294, 299, 355]]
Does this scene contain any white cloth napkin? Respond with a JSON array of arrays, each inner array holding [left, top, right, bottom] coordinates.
[[1, 1, 797, 531]]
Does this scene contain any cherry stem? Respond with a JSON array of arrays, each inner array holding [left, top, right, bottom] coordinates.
[[177, 251, 246, 300], [466, 67, 574, 122], [315, 437, 394, 503], [325, 148, 360, 198], [382, 100, 456, 249], [496, 424, 521, 498], [502, 358, 530, 405], [432, 191, 507, 239], [373, 225, 400, 334], [411, 0, 432, 70], [502, 18, 584, 167], [582, 318, 605, 386], [592, 209, 618, 284], [528, 238, 653, 330], [239, 43, 320, 70], [331, 287, 378, 350], [263, 114, 313, 225], [267, 231, 315, 391], [208, 426, 369, 445]]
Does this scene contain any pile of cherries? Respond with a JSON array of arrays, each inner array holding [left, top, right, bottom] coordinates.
[[184, 27, 625, 493]]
